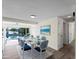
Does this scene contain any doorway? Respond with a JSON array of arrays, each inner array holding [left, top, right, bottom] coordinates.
[[63, 21, 69, 45]]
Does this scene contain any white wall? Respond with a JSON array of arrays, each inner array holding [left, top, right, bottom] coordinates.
[[69, 22, 75, 43], [2, 28, 7, 51], [57, 18, 64, 49], [30, 24, 40, 37], [37, 17, 64, 50], [3, 21, 31, 28]]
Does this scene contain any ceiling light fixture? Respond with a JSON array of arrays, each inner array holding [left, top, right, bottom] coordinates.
[[67, 16, 72, 18], [30, 15, 36, 18]]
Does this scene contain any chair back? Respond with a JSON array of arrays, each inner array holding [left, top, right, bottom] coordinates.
[[18, 38, 21, 45], [37, 36, 40, 39], [18, 38, 20, 42], [41, 36, 46, 40], [40, 40, 48, 50], [20, 40, 25, 47]]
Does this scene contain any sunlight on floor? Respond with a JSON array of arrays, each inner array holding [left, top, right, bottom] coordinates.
[[6, 40, 18, 46]]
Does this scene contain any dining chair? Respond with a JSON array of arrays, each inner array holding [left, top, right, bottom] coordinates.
[[18, 38, 31, 59], [18, 38, 31, 50], [36, 36, 40, 45], [34, 40, 48, 59]]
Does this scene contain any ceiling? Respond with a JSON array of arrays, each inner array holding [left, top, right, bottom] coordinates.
[[2, 0, 76, 23]]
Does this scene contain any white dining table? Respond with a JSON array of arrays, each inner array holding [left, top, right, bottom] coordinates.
[[24, 38, 45, 48]]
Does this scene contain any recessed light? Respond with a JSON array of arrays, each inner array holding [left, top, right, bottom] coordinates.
[[30, 15, 36, 18], [67, 16, 72, 18]]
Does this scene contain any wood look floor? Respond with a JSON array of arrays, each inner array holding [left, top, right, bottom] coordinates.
[[46, 44, 75, 59]]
